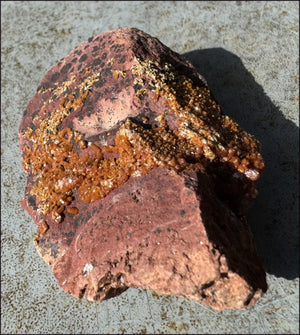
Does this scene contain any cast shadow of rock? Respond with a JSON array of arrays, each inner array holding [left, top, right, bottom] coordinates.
[[183, 48, 299, 280]]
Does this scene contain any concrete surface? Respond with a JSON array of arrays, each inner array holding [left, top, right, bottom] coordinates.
[[1, 1, 299, 334]]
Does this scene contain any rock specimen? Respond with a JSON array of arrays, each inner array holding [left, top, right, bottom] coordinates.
[[19, 27, 267, 310]]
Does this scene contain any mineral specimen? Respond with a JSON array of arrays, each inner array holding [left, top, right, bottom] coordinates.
[[19, 27, 267, 310]]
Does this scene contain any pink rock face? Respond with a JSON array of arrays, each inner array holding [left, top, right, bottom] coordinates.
[[19, 28, 267, 310]]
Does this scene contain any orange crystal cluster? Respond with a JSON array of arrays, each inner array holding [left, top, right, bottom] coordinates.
[[22, 59, 264, 225]]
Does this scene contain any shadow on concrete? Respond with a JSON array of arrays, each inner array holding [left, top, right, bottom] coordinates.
[[183, 48, 299, 280]]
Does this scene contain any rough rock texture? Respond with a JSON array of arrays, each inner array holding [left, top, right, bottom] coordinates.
[[19, 27, 267, 310]]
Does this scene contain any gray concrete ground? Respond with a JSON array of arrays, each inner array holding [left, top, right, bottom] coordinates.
[[1, 1, 299, 334]]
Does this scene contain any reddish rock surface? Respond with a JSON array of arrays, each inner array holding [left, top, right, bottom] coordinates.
[[19, 27, 267, 310]]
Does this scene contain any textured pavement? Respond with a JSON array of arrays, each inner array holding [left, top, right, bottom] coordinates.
[[1, 1, 299, 334]]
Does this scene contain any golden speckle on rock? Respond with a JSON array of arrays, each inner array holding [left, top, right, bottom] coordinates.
[[111, 69, 126, 79]]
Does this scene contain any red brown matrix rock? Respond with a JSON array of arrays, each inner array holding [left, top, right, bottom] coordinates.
[[19, 28, 267, 310]]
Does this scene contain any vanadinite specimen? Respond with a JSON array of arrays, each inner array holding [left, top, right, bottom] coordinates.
[[19, 28, 267, 310]]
